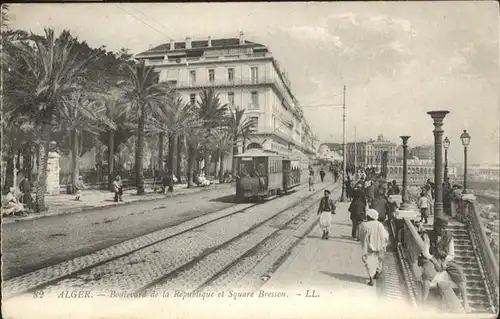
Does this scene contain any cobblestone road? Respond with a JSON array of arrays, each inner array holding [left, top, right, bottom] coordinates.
[[2, 185, 235, 279], [3, 180, 334, 300]]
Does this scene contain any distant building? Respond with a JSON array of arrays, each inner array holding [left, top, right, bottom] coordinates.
[[409, 145, 434, 161], [135, 32, 317, 162], [454, 163, 500, 181], [346, 134, 399, 167]]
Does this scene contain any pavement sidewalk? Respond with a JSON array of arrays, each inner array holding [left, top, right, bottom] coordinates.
[[2, 180, 232, 225], [260, 202, 414, 319]]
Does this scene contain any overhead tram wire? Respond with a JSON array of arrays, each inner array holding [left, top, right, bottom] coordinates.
[[128, 6, 174, 39], [115, 4, 172, 41]]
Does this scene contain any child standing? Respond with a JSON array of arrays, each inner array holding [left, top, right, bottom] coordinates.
[[418, 191, 429, 224]]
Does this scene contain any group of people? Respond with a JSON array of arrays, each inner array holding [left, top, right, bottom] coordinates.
[[315, 183, 390, 287]]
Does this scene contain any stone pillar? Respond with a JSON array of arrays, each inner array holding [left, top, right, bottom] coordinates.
[[427, 110, 450, 222], [400, 136, 411, 210], [46, 142, 61, 195]]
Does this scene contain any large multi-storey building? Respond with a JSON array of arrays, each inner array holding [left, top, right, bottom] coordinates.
[[135, 32, 317, 162], [346, 134, 399, 167], [409, 145, 435, 161]]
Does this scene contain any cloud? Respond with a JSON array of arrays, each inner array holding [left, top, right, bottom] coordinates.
[[281, 13, 417, 81], [281, 25, 342, 47]]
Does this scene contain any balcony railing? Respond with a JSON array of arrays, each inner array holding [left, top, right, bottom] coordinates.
[[144, 52, 274, 67], [171, 76, 273, 89]]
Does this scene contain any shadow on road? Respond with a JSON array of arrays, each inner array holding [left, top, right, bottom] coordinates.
[[319, 271, 366, 284], [332, 221, 352, 227], [209, 194, 237, 203]]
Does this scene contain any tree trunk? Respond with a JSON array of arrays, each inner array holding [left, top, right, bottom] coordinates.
[[135, 106, 146, 195], [71, 129, 80, 194], [176, 135, 182, 183], [107, 130, 115, 191], [158, 132, 164, 175], [204, 128, 211, 177], [23, 144, 32, 182], [4, 152, 14, 193], [219, 152, 224, 184], [35, 124, 51, 212], [187, 144, 195, 188], [232, 136, 238, 177], [243, 139, 247, 153], [167, 134, 175, 175]]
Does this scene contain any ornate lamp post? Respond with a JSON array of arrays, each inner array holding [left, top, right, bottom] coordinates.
[[427, 110, 450, 222], [400, 136, 411, 210], [460, 130, 471, 193], [443, 137, 450, 181]]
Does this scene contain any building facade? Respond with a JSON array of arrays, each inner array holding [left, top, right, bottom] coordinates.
[[409, 145, 435, 161], [346, 134, 399, 167], [135, 33, 317, 163]]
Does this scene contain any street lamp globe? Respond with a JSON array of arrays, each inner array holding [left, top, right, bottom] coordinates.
[[443, 137, 450, 150], [460, 130, 471, 147]]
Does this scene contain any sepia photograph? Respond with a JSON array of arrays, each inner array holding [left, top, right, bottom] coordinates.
[[1, 1, 499, 318]]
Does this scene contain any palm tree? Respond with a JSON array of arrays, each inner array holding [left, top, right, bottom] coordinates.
[[184, 124, 206, 188], [209, 128, 234, 183], [123, 60, 169, 195], [58, 92, 116, 193], [147, 93, 195, 179], [196, 88, 228, 177], [99, 94, 133, 190], [226, 106, 258, 176], [5, 28, 98, 212]]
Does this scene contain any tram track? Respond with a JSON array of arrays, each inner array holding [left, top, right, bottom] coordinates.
[[3, 182, 329, 299], [193, 183, 342, 293], [137, 183, 338, 294]]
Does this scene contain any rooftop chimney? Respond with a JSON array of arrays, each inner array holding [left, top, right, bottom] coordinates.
[[185, 37, 192, 49], [239, 31, 244, 45], [207, 36, 212, 47], [170, 39, 175, 50]]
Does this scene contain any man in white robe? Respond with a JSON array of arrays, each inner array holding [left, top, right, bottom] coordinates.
[[359, 208, 389, 286]]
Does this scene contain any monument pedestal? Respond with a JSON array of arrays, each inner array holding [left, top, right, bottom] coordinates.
[[46, 151, 60, 195]]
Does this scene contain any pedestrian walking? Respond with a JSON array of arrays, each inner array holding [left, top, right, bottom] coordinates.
[[359, 208, 389, 286], [418, 191, 429, 224], [317, 189, 336, 240], [74, 176, 85, 201], [370, 188, 390, 224], [112, 175, 123, 202], [348, 188, 366, 240], [333, 168, 339, 183], [308, 168, 315, 191], [319, 168, 326, 182]]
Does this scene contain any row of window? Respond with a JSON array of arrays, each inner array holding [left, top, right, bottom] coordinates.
[[189, 91, 259, 107], [188, 66, 259, 84]]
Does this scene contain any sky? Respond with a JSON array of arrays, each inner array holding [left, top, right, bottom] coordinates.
[[7, 2, 500, 165]]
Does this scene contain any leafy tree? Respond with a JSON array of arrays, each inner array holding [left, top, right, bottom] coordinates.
[[5, 29, 99, 211], [123, 60, 168, 194], [226, 106, 257, 176], [196, 88, 228, 176], [147, 93, 196, 178], [57, 92, 115, 192], [98, 94, 133, 189], [209, 128, 234, 183]]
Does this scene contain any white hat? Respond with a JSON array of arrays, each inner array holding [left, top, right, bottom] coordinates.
[[367, 208, 379, 220]]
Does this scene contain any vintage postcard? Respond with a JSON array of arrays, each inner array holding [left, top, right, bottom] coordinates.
[[1, 1, 499, 318]]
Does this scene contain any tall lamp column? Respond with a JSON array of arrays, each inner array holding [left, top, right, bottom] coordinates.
[[460, 130, 471, 194], [399, 136, 411, 210], [444, 137, 450, 182], [427, 110, 450, 222]]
